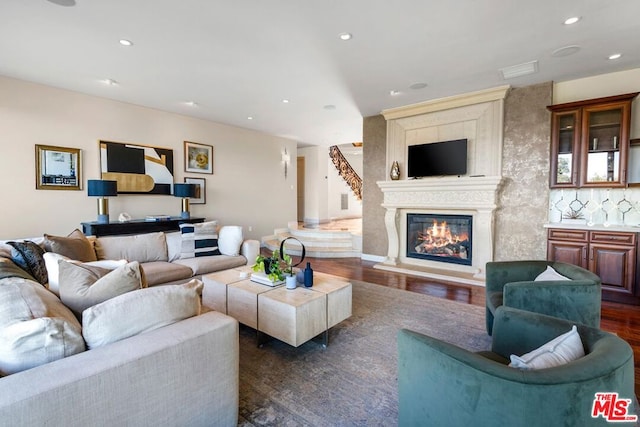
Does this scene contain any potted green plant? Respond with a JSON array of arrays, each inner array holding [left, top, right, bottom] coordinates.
[[282, 250, 297, 289], [251, 237, 306, 287], [252, 249, 285, 283]]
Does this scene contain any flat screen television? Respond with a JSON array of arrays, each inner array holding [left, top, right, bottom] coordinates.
[[407, 139, 468, 178]]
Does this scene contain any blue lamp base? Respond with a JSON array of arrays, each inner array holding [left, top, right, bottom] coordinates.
[[181, 211, 190, 219], [97, 214, 109, 224]]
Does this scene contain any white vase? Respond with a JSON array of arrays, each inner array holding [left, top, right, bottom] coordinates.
[[286, 275, 297, 290]]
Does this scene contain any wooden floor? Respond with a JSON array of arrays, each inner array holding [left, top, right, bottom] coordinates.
[[302, 255, 640, 397]]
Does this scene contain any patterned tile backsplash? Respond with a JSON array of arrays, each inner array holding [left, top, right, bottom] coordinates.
[[549, 188, 640, 226]]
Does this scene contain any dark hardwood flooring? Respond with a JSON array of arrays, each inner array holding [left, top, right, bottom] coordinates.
[[298, 254, 640, 397]]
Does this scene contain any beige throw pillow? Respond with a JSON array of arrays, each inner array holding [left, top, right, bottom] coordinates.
[[58, 260, 146, 318], [44, 229, 97, 262], [82, 279, 203, 349], [44, 252, 128, 296], [0, 278, 85, 375], [94, 232, 168, 263]]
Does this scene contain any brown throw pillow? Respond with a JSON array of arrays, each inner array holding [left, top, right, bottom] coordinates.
[[44, 229, 97, 262]]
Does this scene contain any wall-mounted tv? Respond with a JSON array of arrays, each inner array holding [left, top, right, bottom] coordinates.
[[407, 139, 468, 178]]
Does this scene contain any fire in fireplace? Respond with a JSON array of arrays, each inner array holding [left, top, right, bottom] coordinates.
[[406, 213, 472, 266]]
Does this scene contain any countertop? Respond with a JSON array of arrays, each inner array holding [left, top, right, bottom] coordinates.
[[545, 222, 640, 233]]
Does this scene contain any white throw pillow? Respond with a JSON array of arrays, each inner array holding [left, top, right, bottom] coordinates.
[[509, 325, 584, 369], [43, 252, 71, 296], [165, 231, 183, 262], [58, 260, 146, 318], [82, 279, 203, 349], [218, 226, 244, 256], [534, 265, 571, 282]]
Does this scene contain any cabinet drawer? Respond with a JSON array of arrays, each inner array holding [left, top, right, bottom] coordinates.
[[547, 228, 588, 242], [590, 231, 636, 246]]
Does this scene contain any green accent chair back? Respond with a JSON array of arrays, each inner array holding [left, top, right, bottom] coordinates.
[[398, 306, 636, 427], [485, 260, 601, 335]]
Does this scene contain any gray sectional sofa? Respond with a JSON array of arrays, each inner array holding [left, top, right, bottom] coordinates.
[[0, 224, 259, 426]]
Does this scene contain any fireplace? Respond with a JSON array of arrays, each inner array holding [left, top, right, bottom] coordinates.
[[406, 213, 472, 266]]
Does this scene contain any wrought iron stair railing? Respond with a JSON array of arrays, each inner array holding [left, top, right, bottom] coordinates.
[[329, 145, 362, 201]]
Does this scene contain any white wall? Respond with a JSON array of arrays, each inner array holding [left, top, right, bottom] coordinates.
[[0, 76, 297, 240], [299, 145, 362, 224], [327, 151, 362, 219], [297, 146, 328, 224]]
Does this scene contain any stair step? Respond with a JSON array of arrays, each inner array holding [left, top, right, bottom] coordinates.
[[263, 238, 361, 259], [289, 227, 354, 240], [262, 221, 362, 259]]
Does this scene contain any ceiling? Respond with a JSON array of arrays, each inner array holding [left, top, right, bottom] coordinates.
[[1, 1, 639, 147]]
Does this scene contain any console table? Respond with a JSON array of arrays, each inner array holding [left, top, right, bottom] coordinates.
[[81, 217, 205, 237]]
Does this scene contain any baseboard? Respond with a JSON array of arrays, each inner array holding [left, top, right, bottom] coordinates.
[[361, 253, 386, 262]]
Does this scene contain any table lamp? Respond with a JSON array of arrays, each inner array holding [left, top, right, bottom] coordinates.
[[173, 183, 197, 219], [87, 180, 118, 224]]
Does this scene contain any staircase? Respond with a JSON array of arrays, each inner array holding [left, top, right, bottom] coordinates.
[[262, 221, 362, 258], [329, 145, 362, 201]]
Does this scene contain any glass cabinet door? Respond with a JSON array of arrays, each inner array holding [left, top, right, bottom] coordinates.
[[581, 104, 627, 187], [550, 110, 580, 188]]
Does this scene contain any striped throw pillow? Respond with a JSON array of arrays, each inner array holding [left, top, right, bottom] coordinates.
[[179, 221, 221, 259]]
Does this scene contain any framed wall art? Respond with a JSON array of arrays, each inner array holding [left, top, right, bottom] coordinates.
[[99, 140, 174, 194], [184, 141, 213, 174], [35, 144, 82, 190], [185, 177, 206, 204]]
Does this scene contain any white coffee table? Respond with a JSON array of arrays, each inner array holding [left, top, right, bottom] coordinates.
[[202, 266, 254, 314], [202, 269, 352, 347]]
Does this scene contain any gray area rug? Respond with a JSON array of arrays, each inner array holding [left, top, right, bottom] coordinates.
[[237, 280, 492, 426]]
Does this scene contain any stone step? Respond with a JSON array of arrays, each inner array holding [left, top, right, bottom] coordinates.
[[263, 238, 361, 258]]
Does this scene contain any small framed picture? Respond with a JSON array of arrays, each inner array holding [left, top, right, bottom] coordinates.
[[35, 144, 82, 190], [185, 177, 206, 204], [184, 141, 213, 174]]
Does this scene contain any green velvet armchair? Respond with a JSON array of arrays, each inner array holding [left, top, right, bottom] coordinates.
[[398, 306, 636, 427], [486, 260, 601, 335]]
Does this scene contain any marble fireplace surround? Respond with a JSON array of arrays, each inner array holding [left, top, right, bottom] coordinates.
[[376, 177, 504, 285], [375, 86, 509, 286]]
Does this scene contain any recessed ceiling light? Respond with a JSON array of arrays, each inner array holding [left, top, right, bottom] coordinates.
[[101, 78, 118, 86], [184, 101, 198, 107], [323, 104, 336, 110], [46, 0, 76, 6], [389, 90, 401, 96], [409, 82, 428, 90], [339, 33, 352, 41], [608, 53, 622, 60], [563, 16, 581, 25], [119, 39, 133, 47], [247, 116, 254, 120], [551, 45, 581, 57], [282, 99, 290, 104]]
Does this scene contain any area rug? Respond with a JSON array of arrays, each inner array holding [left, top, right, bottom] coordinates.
[[237, 280, 491, 426]]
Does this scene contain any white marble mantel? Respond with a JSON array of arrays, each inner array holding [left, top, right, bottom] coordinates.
[[376, 176, 504, 283]]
